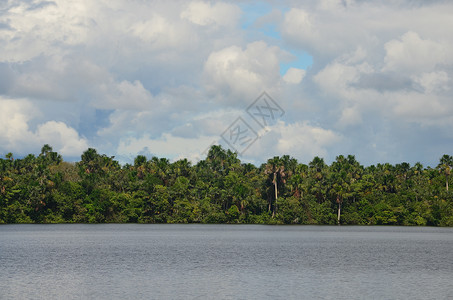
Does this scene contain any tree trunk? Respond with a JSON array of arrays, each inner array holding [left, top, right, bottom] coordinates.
[[337, 201, 341, 225], [446, 175, 449, 191], [273, 172, 277, 218]]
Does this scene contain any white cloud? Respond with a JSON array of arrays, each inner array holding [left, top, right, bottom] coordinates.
[[281, 1, 453, 65], [313, 61, 373, 99], [275, 121, 341, 160], [130, 13, 196, 51], [203, 41, 287, 101], [0, 0, 89, 62], [338, 106, 362, 127], [283, 68, 305, 84], [95, 80, 155, 110], [281, 8, 317, 49], [412, 71, 450, 94], [117, 133, 216, 162], [0, 97, 88, 157], [0, 98, 35, 144], [36, 121, 89, 157], [280, 5, 380, 59], [383, 31, 453, 73], [237, 121, 341, 163], [2, 0, 453, 166], [318, 0, 354, 11], [180, 1, 241, 28], [392, 92, 453, 126]]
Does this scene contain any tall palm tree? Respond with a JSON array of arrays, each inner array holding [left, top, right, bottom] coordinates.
[[264, 156, 286, 217], [330, 156, 347, 225], [437, 155, 453, 191], [287, 163, 308, 199], [309, 156, 327, 203], [330, 155, 363, 224]]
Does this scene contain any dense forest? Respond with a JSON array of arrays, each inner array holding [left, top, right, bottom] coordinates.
[[1, 144, 453, 226]]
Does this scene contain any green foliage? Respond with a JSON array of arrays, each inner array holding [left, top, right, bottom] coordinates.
[[227, 205, 240, 223], [278, 196, 306, 224], [0, 145, 452, 225]]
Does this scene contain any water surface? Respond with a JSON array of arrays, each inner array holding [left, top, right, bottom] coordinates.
[[1, 225, 452, 299]]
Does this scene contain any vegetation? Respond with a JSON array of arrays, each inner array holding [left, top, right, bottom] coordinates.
[[1, 144, 453, 226]]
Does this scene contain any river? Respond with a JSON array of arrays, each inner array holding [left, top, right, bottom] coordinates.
[[1, 224, 452, 299]]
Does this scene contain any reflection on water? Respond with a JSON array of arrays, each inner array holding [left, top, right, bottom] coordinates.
[[1, 224, 452, 299]]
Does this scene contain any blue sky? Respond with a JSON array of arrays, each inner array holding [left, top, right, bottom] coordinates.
[[1, 0, 453, 167], [239, 2, 313, 75]]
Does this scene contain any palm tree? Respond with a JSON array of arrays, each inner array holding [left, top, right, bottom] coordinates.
[[437, 155, 453, 191], [329, 155, 363, 224], [40, 144, 53, 156], [330, 156, 347, 225], [309, 156, 327, 203], [171, 159, 192, 178], [80, 148, 100, 174], [5, 152, 13, 161], [150, 157, 170, 186], [287, 164, 308, 199], [264, 156, 286, 217], [134, 155, 147, 179], [206, 145, 228, 174], [410, 162, 424, 201], [39, 145, 62, 165], [332, 181, 345, 225]]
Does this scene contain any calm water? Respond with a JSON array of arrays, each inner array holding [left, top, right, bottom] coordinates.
[[0, 225, 452, 300]]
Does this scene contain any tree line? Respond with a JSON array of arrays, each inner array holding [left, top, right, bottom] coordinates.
[[1, 144, 452, 225]]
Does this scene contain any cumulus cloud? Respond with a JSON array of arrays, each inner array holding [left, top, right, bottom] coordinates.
[[236, 120, 342, 164], [383, 31, 453, 74], [338, 106, 362, 128], [117, 133, 217, 163], [0, 97, 88, 157], [203, 41, 289, 101], [180, 1, 241, 28], [280, 8, 318, 49], [130, 13, 196, 51], [283, 68, 306, 84], [275, 121, 342, 160], [0, 0, 89, 62], [412, 71, 450, 94], [1, 0, 453, 166], [36, 121, 90, 157], [95, 80, 155, 110]]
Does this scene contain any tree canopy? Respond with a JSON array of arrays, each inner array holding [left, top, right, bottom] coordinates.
[[1, 145, 452, 225]]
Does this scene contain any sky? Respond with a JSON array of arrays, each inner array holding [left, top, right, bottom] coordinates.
[[1, 0, 453, 167]]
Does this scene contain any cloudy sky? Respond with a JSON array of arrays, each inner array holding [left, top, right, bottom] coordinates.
[[1, 0, 453, 166]]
